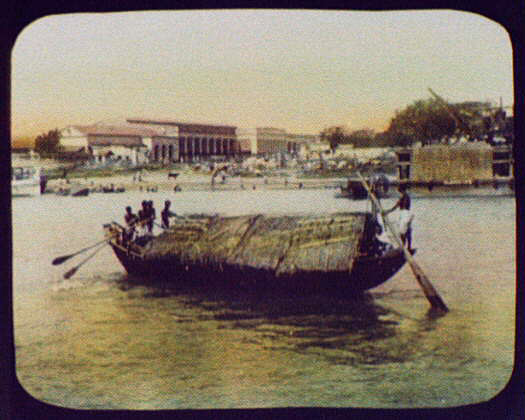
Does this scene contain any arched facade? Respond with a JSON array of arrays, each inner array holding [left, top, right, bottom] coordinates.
[[127, 119, 239, 163]]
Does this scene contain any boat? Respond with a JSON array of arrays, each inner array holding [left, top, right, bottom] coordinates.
[[103, 212, 409, 293], [336, 175, 390, 200], [55, 184, 90, 196], [101, 185, 125, 193], [71, 185, 90, 196], [11, 165, 43, 197]]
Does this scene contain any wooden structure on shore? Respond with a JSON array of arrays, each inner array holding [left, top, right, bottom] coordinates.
[[395, 144, 513, 188]]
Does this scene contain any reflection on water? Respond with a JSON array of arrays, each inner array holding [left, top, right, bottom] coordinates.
[[119, 277, 404, 364], [12, 190, 515, 409]]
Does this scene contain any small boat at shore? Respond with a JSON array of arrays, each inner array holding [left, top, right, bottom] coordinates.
[[336, 176, 390, 200], [55, 184, 90, 196], [12, 165, 44, 197], [101, 185, 126, 193], [103, 212, 408, 293]]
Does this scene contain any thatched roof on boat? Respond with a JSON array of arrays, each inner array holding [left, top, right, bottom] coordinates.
[[145, 212, 370, 275]]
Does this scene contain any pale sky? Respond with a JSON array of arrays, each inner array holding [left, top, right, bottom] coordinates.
[[11, 9, 514, 139]]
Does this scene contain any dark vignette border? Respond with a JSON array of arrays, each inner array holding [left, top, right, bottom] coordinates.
[[1, 1, 523, 419]]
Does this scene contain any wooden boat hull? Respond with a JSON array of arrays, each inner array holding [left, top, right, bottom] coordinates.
[[108, 241, 407, 294], [104, 212, 409, 294]]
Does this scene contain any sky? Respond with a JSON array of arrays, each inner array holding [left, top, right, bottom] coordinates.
[[11, 9, 514, 140]]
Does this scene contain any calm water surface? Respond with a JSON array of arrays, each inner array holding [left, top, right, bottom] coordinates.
[[12, 189, 515, 409]]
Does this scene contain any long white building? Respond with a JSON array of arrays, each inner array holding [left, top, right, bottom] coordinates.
[[59, 124, 162, 165]]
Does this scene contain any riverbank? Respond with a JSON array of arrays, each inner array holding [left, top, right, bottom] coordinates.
[[38, 162, 514, 197], [45, 168, 344, 193]]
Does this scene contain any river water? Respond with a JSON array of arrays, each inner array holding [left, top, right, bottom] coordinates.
[[12, 189, 515, 409]]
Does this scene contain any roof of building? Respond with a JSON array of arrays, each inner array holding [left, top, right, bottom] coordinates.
[[88, 137, 146, 147], [70, 124, 161, 137], [126, 118, 236, 130]]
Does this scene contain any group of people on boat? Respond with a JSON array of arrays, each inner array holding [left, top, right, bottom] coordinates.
[[114, 180, 414, 257], [120, 199, 178, 245]]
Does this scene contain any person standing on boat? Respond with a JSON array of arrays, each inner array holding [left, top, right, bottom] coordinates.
[[146, 201, 156, 235], [161, 200, 177, 229], [384, 184, 414, 252], [137, 200, 149, 237], [123, 206, 138, 243]]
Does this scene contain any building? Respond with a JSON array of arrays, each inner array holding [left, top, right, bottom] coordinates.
[[286, 133, 319, 155], [127, 118, 238, 162], [237, 128, 317, 156], [395, 143, 513, 183], [237, 128, 258, 156], [59, 124, 165, 165]]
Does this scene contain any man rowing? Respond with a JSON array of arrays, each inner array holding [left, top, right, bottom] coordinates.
[[383, 184, 414, 252]]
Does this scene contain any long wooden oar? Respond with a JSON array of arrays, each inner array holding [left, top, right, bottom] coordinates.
[[63, 242, 108, 279], [357, 172, 449, 313], [52, 237, 112, 265]]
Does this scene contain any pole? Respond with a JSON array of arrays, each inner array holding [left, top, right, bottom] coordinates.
[[357, 172, 449, 313]]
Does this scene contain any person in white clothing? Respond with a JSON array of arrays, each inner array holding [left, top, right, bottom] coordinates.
[[383, 184, 414, 252]]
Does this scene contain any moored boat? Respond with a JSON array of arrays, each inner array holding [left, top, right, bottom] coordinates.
[[336, 176, 390, 200], [71, 185, 90, 196], [55, 184, 90, 196], [11, 165, 43, 197], [103, 212, 408, 293]]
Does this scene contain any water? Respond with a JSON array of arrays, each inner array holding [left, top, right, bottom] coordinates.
[[12, 189, 515, 409]]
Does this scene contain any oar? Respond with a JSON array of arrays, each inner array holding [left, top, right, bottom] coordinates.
[[63, 242, 108, 279], [357, 172, 449, 313], [52, 237, 113, 265]]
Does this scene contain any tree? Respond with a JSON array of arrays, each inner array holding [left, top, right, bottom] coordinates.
[[34, 129, 61, 156], [346, 129, 375, 148], [385, 97, 494, 146], [385, 99, 457, 146], [320, 126, 347, 153]]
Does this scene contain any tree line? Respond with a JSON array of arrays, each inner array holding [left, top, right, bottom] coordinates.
[[320, 97, 513, 150]]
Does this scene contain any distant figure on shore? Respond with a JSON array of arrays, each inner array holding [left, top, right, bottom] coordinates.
[[39, 171, 48, 194], [384, 184, 414, 252], [161, 200, 177, 229]]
